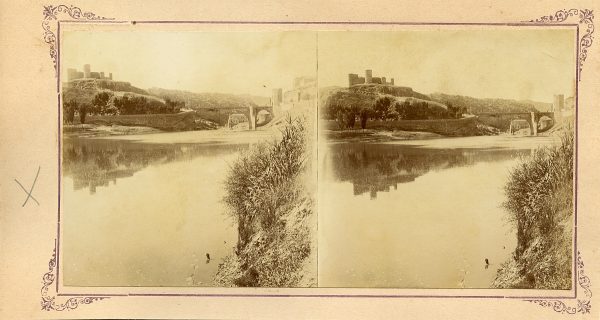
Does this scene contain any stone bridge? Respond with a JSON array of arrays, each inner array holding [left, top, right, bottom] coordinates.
[[195, 105, 274, 130], [475, 112, 555, 136]]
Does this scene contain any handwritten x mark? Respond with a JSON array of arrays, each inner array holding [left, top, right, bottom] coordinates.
[[14, 166, 41, 207]]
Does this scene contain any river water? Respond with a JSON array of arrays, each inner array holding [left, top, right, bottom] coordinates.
[[61, 136, 250, 286], [318, 135, 558, 288], [62, 131, 557, 288]]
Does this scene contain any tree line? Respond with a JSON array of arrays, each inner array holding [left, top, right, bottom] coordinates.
[[63, 90, 183, 124], [324, 92, 466, 130]]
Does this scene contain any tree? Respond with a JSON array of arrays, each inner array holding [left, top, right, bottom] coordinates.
[[92, 92, 113, 115], [165, 98, 184, 113], [63, 99, 77, 123], [373, 96, 396, 120], [79, 105, 88, 124], [335, 110, 345, 130], [395, 100, 412, 120], [345, 110, 356, 129], [345, 104, 361, 129], [359, 107, 371, 129]]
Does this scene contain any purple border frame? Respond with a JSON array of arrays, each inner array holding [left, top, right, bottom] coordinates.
[[44, 8, 593, 303]]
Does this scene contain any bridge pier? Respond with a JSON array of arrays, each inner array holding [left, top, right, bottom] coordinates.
[[248, 105, 256, 130], [530, 112, 538, 136]]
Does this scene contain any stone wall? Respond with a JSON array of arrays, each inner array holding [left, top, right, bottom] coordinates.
[[86, 111, 196, 131], [322, 116, 479, 136]]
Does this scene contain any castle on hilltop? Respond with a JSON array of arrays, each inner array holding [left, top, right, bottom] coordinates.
[[67, 64, 113, 81], [348, 69, 394, 87]]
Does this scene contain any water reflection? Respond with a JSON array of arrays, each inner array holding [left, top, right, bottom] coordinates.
[[63, 138, 248, 194], [61, 137, 247, 287], [319, 138, 548, 288], [327, 143, 532, 199]]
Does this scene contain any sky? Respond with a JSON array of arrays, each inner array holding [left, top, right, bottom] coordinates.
[[62, 28, 576, 102], [318, 29, 576, 102], [61, 31, 318, 97]]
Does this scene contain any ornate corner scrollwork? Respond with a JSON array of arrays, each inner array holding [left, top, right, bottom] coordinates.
[[41, 241, 109, 311], [526, 9, 595, 80], [42, 5, 114, 76], [525, 251, 592, 315]]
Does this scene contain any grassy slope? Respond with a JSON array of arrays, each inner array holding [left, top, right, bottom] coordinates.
[[493, 129, 574, 289], [63, 79, 166, 108], [214, 117, 316, 287], [147, 87, 270, 110], [430, 93, 541, 114]]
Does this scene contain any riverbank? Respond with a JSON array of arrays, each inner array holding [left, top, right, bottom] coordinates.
[[321, 117, 500, 138], [324, 129, 443, 142], [63, 124, 162, 137], [214, 117, 316, 287], [322, 118, 500, 143], [64, 125, 279, 146], [492, 128, 574, 289]]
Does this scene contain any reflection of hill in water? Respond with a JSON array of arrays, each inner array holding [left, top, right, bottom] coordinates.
[[63, 138, 247, 194], [327, 143, 532, 199]]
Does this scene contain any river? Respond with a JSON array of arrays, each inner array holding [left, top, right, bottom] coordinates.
[[61, 134, 254, 287], [317, 135, 558, 288], [61, 131, 557, 288]]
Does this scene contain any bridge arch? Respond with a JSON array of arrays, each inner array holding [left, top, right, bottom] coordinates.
[[255, 109, 273, 127], [536, 114, 555, 133], [476, 112, 555, 136]]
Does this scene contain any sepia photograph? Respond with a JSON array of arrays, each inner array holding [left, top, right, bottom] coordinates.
[[59, 30, 318, 287], [58, 27, 577, 290], [317, 28, 576, 289], [2, 0, 600, 318]]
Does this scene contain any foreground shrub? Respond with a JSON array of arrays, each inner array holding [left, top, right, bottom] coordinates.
[[493, 129, 574, 289], [216, 117, 315, 287]]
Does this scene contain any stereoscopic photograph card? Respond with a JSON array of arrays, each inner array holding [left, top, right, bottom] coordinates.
[[0, 0, 599, 319]]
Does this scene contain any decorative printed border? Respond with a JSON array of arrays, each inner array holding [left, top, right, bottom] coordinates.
[[526, 9, 595, 80], [41, 4, 595, 315], [525, 252, 592, 314], [41, 240, 109, 311], [42, 4, 114, 76]]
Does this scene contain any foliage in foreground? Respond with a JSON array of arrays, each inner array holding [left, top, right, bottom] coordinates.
[[493, 129, 574, 289], [215, 117, 315, 287]]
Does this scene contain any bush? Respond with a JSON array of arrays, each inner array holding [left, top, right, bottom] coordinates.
[[113, 95, 173, 115], [92, 92, 114, 115], [224, 117, 307, 248], [493, 128, 574, 289], [63, 99, 77, 123], [218, 117, 313, 287], [373, 96, 397, 120], [78, 105, 88, 124]]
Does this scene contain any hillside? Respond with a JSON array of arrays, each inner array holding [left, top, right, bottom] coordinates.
[[61, 79, 181, 120], [147, 88, 270, 110], [430, 93, 541, 114], [65, 78, 149, 95], [519, 99, 553, 112], [321, 84, 452, 120], [350, 84, 431, 101], [319, 84, 431, 108]]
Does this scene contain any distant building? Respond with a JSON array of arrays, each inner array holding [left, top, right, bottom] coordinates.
[[552, 94, 565, 112], [67, 64, 114, 81], [271, 76, 317, 114], [348, 69, 394, 87], [272, 88, 283, 115]]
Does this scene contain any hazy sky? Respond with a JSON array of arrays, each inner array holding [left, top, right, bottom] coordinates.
[[62, 31, 317, 97], [62, 28, 576, 102], [318, 29, 576, 102]]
